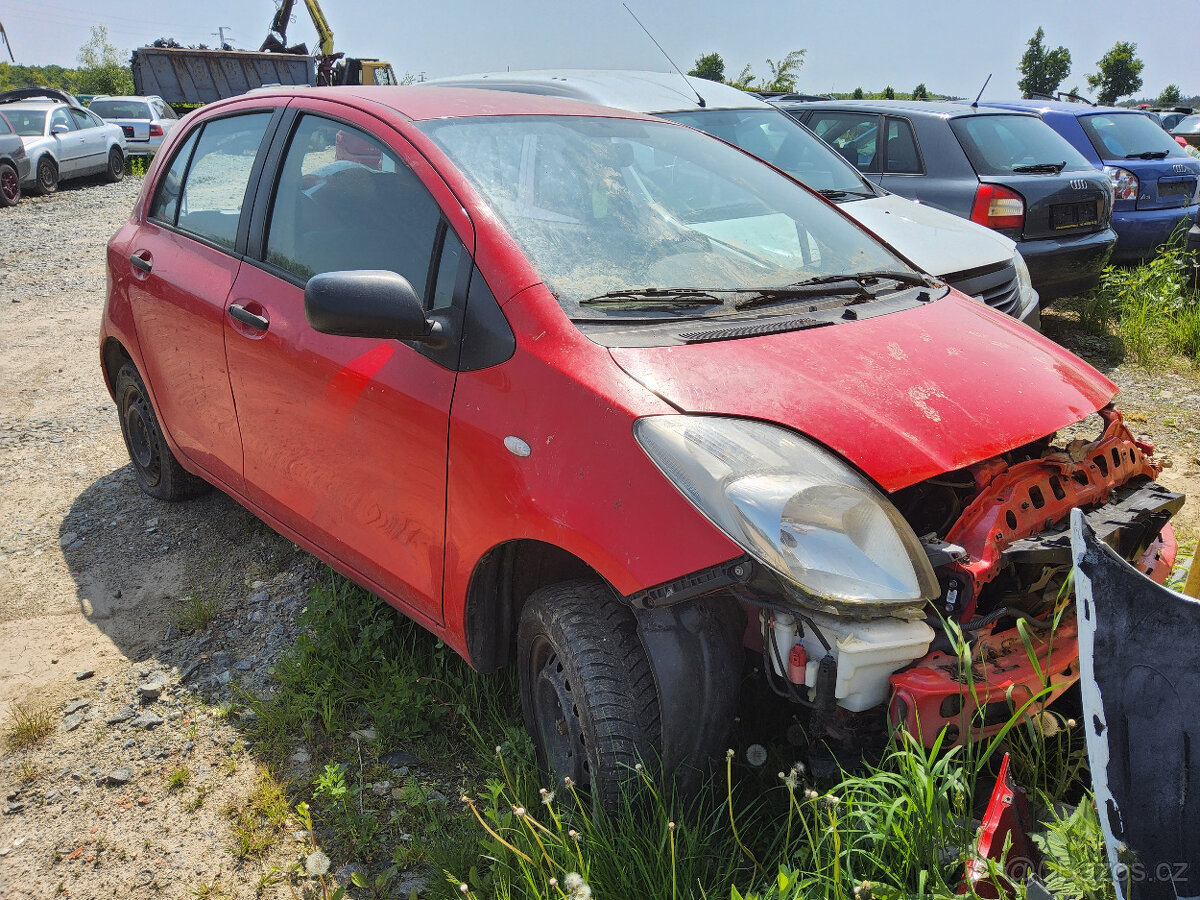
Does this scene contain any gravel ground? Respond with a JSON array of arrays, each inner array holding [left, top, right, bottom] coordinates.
[[0, 175, 1197, 899]]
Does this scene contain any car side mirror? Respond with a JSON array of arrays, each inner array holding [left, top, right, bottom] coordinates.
[[304, 270, 444, 345], [52, 124, 70, 135]]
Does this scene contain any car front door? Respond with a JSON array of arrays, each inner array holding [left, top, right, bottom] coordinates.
[[805, 110, 885, 185], [48, 106, 81, 174], [124, 109, 281, 491], [224, 105, 469, 624]]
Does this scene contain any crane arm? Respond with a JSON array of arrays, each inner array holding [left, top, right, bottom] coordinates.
[[302, 0, 335, 58], [0, 20, 15, 63]]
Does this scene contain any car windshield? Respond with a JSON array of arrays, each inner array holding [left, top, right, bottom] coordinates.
[[950, 114, 1093, 175], [1079, 112, 1187, 160], [654, 108, 874, 196], [5, 109, 48, 136], [89, 100, 151, 120], [418, 115, 911, 319], [1172, 115, 1200, 135]]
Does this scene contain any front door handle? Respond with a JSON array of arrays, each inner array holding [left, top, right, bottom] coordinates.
[[229, 303, 269, 332], [129, 251, 152, 274]]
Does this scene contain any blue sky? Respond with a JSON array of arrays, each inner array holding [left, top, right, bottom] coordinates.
[[4, 0, 1197, 99]]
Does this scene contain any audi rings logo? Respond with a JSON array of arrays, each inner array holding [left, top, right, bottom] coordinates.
[[1069, 179, 1089, 190], [1173, 164, 1190, 174]]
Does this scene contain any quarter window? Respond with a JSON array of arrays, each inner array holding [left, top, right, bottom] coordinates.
[[175, 113, 273, 249], [264, 115, 442, 302], [149, 129, 200, 224], [884, 118, 922, 174]]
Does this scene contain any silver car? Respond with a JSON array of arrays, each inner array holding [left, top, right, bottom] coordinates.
[[88, 95, 179, 157], [0, 89, 126, 194]]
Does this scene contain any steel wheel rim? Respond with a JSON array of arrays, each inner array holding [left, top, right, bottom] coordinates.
[[528, 637, 588, 787], [123, 389, 161, 485], [38, 160, 54, 191], [110, 150, 122, 177], [0, 168, 16, 202]]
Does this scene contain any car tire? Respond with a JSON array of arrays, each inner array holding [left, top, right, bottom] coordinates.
[[104, 146, 124, 183], [34, 156, 57, 195], [115, 362, 210, 501], [517, 579, 661, 811], [0, 161, 19, 207]]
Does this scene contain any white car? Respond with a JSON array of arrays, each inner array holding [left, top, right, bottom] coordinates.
[[88, 95, 179, 157], [0, 88, 126, 194], [425, 71, 1040, 327]]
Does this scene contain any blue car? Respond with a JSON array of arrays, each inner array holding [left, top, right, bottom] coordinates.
[[977, 100, 1200, 262]]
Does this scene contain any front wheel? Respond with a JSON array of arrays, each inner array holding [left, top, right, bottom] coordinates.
[[104, 146, 124, 183], [517, 580, 661, 811], [35, 156, 57, 195], [0, 161, 19, 207], [115, 362, 210, 501]]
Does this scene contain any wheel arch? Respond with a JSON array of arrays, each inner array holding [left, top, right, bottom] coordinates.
[[463, 539, 601, 674], [101, 337, 134, 398]]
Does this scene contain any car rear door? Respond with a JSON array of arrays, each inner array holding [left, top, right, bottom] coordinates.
[[124, 108, 283, 491], [224, 101, 470, 624]]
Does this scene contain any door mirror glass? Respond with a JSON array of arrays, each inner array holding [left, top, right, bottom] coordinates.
[[304, 270, 430, 340]]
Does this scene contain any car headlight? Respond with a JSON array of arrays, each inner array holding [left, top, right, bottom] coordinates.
[[1012, 250, 1035, 307], [634, 416, 938, 612]]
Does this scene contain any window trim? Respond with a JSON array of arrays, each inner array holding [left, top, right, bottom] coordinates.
[[881, 115, 925, 176], [143, 107, 286, 259]]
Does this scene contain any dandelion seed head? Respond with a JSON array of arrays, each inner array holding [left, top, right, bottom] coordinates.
[[726, 748, 735, 759], [459, 885, 469, 895], [804, 788, 819, 800], [549, 878, 558, 888], [513, 806, 526, 817], [540, 789, 555, 805], [635, 762, 643, 772]]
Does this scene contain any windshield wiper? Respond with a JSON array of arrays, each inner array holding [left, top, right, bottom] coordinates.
[[1012, 161, 1066, 174], [1125, 150, 1169, 160], [818, 188, 877, 201], [579, 288, 726, 307], [732, 271, 933, 310]]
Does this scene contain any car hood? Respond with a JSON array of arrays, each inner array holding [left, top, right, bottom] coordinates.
[[844, 193, 1016, 277], [610, 293, 1116, 492]]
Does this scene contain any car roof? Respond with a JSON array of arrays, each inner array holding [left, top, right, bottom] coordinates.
[[776, 98, 1039, 120], [90, 95, 157, 103], [422, 69, 769, 114], [217, 85, 666, 123], [975, 99, 1141, 118]]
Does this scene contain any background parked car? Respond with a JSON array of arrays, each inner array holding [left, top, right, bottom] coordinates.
[[88, 95, 179, 157], [975, 100, 1200, 263], [0, 88, 125, 194], [776, 99, 1117, 300], [1172, 114, 1200, 150], [0, 111, 31, 207], [426, 71, 1040, 326], [1149, 107, 1194, 132]]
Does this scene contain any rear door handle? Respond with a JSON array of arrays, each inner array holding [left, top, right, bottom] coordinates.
[[229, 304, 269, 332], [129, 251, 152, 274]]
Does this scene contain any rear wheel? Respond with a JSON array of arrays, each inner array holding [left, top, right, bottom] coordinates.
[[0, 161, 19, 207], [115, 362, 210, 501], [104, 146, 124, 183], [34, 156, 57, 195], [517, 580, 661, 811]]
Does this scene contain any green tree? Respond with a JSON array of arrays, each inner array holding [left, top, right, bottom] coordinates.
[[852, 86, 864, 99], [911, 82, 929, 100], [1017, 27, 1071, 96], [688, 52, 725, 83], [1158, 83, 1183, 106], [760, 49, 805, 93], [1086, 41, 1143, 106], [76, 25, 133, 95], [883, 85, 895, 99], [728, 63, 757, 91]]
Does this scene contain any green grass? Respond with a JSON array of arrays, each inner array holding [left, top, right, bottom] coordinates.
[[174, 590, 220, 633], [238, 571, 1113, 900], [4, 702, 55, 752], [166, 765, 192, 791], [125, 155, 150, 177], [1079, 236, 1200, 366]]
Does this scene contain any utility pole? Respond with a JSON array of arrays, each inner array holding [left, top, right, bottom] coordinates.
[[213, 26, 233, 49]]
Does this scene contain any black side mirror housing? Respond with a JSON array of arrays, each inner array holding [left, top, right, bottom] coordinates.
[[304, 270, 435, 342]]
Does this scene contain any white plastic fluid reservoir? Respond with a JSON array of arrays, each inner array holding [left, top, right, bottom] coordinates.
[[797, 611, 934, 712]]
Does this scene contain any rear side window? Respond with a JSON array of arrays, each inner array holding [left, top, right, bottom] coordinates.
[[69, 108, 95, 130], [884, 117, 922, 174], [264, 115, 442, 299], [0, 116, 11, 135], [1079, 112, 1186, 161], [807, 112, 882, 173], [175, 113, 272, 249], [949, 114, 1092, 175]]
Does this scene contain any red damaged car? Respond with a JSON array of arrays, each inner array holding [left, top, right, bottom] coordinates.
[[100, 86, 1181, 805]]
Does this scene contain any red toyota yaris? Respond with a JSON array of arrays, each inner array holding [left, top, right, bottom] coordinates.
[[101, 86, 1180, 806]]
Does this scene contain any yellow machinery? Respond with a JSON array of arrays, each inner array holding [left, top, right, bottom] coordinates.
[[261, 0, 397, 86]]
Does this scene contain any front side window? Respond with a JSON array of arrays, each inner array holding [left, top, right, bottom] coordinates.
[[175, 113, 273, 249], [50, 108, 75, 133], [418, 115, 910, 319], [884, 118, 922, 174], [264, 115, 442, 297], [1078, 112, 1187, 161], [807, 112, 882, 172]]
